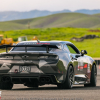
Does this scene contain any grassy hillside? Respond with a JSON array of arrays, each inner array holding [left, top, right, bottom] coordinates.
[[0, 27, 100, 57], [93, 13, 100, 18], [1, 13, 100, 31]]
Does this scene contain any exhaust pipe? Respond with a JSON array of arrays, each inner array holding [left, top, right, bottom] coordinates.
[[40, 78, 45, 83], [40, 77, 51, 83], [45, 78, 50, 82]]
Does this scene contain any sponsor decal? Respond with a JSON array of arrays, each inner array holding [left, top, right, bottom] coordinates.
[[0, 91, 1, 99], [78, 62, 84, 71], [78, 66, 83, 71], [79, 66, 83, 69]]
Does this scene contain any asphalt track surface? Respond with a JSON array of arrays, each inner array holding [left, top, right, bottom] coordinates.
[[1, 66, 100, 100]]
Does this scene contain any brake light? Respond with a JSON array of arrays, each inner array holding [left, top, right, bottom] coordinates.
[[84, 64, 87, 68]]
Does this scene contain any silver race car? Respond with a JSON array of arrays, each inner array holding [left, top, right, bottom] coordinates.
[[0, 41, 97, 89]]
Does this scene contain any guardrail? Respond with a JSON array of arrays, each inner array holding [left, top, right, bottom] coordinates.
[[93, 58, 100, 65], [93, 58, 100, 74]]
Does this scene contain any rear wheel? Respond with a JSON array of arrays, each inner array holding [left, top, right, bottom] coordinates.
[[57, 65, 74, 89], [90, 64, 97, 86], [84, 64, 97, 87], [0, 82, 13, 90]]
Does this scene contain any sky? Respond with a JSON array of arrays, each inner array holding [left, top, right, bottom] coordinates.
[[0, 0, 100, 12]]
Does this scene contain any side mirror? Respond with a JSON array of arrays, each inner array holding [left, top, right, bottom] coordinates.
[[81, 50, 87, 56]]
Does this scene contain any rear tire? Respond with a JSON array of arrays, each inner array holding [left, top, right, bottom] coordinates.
[[57, 65, 74, 89], [0, 82, 13, 90], [90, 64, 97, 86], [84, 64, 97, 87], [84, 84, 91, 87]]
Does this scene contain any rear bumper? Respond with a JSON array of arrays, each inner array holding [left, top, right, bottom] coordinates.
[[0, 73, 62, 85]]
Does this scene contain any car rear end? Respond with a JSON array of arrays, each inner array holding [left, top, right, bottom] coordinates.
[[0, 42, 64, 89]]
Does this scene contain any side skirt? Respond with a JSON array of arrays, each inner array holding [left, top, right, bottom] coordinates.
[[74, 74, 90, 85]]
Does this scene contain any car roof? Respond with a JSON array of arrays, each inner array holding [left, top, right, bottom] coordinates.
[[19, 40, 72, 45]]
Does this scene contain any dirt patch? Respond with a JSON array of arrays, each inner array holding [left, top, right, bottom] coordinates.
[[71, 35, 99, 42], [88, 30, 100, 32]]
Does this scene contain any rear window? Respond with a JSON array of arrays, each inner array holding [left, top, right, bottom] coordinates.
[[11, 42, 62, 52], [12, 47, 53, 51]]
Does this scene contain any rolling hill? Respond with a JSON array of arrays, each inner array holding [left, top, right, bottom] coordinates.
[[0, 10, 71, 21], [0, 13, 100, 31], [1, 9, 100, 22]]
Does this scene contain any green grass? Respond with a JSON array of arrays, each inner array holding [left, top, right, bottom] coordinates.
[[0, 49, 6, 53], [0, 27, 100, 57], [1, 13, 100, 31], [73, 39, 100, 57]]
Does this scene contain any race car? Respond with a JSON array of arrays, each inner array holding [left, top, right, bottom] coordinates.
[[0, 40, 97, 90]]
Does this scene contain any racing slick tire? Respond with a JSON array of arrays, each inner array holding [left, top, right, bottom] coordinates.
[[84, 64, 97, 87], [57, 65, 74, 89], [0, 82, 13, 90]]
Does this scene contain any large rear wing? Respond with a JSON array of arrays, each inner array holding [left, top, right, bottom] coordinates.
[[0, 44, 59, 53]]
